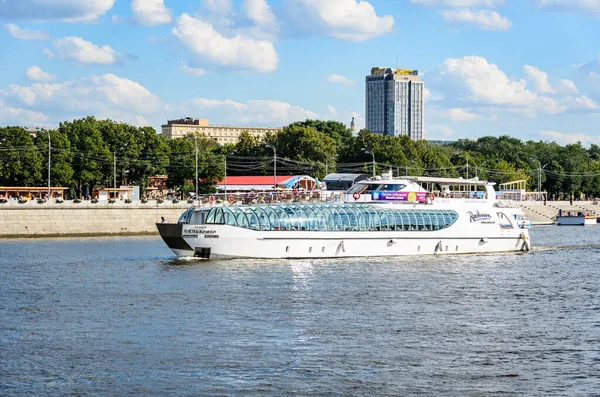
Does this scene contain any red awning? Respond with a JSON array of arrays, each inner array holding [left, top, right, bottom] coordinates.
[[217, 176, 293, 186]]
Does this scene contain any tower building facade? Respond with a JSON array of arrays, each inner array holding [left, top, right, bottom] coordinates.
[[365, 67, 424, 140]]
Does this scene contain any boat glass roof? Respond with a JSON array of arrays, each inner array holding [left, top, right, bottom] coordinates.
[[204, 204, 459, 232]]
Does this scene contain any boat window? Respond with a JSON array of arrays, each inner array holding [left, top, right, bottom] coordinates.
[[242, 208, 260, 230], [380, 184, 406, 191], [497, 212, 514, 228], [178, 208, 194, 224], [203, 204, 459, 232], [214, 208, 225, 224], [346, 183, 382, 194], [222, 207, 237, 226], [205, 208, 216, 224]]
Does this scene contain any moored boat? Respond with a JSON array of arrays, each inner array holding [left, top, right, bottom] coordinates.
[[556, 210, 597, 226], [157, 176, 531, 259]]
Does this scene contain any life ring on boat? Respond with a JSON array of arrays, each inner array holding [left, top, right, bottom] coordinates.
[[353, 192, 361, 201], [227, 195, 235, 205], [208, 195, 215, 204]]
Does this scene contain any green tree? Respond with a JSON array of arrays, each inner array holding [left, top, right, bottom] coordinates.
[[35, 129, 75, 190], [0, 126, 43, 186], [59, 117, 112, 197], [128, 127, 169, 195]]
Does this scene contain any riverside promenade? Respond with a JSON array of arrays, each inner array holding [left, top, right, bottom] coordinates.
[[515, 200, 599, 225], [1, 198, 598, 238], [0, 200, 191, 238]]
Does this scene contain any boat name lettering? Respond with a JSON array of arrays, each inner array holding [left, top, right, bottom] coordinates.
[[184, 229, 217, 234], [468, 211, 492, 222], [204, 235, 219, 238]]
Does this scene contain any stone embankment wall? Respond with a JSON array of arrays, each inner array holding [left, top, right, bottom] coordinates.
[[0, 201, 191, 238], [1, 199, 599, 238]]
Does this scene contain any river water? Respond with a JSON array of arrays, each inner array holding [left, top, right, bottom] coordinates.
[[1, 226, 599, 396]]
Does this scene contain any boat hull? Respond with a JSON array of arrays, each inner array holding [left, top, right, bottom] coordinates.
[[556, 216, 597, 226], [158, 223, 531, 259]]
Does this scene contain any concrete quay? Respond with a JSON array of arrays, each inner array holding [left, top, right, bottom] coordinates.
[[515, 200, 599, 224], [0, 200, 192, 238], [1, 199, 598, 238]]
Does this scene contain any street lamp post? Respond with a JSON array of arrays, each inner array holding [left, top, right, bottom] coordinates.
[[47, 132, 51, 200], [325, 154, 337, 176], [113, 151, 116, 200], [265, 144, 276, 189], [458, 153, 469, 179], [363, 148, 375, 177], [530, 158, 548, 198], [224, 154, 227, 196], [223, 153, 234, 195], [195, 138, 198, 204]]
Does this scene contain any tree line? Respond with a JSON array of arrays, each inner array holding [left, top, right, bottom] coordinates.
[[1, 117, 599, 199]]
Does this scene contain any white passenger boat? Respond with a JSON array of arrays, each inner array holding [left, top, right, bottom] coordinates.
[[157, 176, 531, 259]]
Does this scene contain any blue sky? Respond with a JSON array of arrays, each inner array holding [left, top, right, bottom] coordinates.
[[1, 0, 600, 145]]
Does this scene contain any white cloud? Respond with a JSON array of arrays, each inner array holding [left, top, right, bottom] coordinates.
[[131, 0, 171, 25], [441, 9, 511, 31], [180, 63, 207, 77], [327, 105, 338, 115], [534, 0, 600, 13], [326, 74, 354, 87], [446, 108, 479, 121], [428, 124, 454, 138], [559, 79, 578, 93], [1, 74, 161, 122], [523, 65, 555, 93], [202, 0, 233, 14], [424, 87, 444, 102], [578, 53, 600, 78], [53, 37, 117, 65], [43, 48, 55, 59], [4, 23, 49, 40], [566, 95, 600, 110], [439, 56, 538, 106], [0, 98, 48, 125], [410, 0, 504, 6], [0, 0, 115, 22], [243, 0, 278, 37], [435, 56, 580, 117], [135, 116, 150, 127], [190, 97, 317, 125], [172, 13, 278, 73], [288, 0, 394, 41], [25, 66, 55, 82], [539, 130, 600, 146]]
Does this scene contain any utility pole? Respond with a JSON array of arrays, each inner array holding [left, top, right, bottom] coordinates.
[[195, 139, 198, 203], [363, 149, 375, 177], [224, 154, 227, 195], [265, 144, 276, 189], [113, 152, 116, 200], [47, 132, 51, 200]]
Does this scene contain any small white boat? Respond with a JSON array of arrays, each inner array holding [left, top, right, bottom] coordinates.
[[557, 212, 597, 226], [158, 175, 532, 259]]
